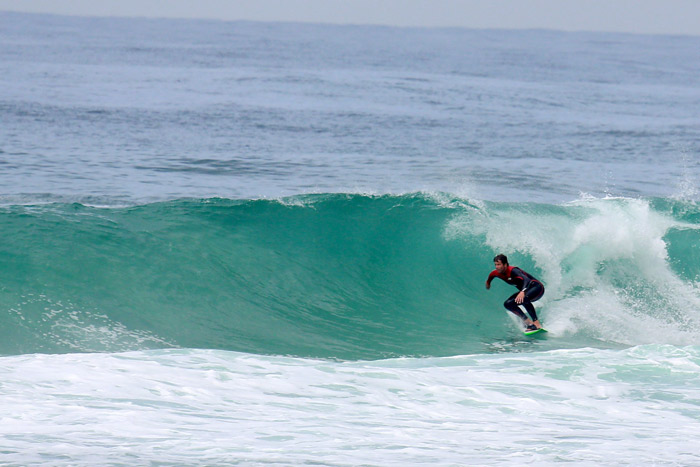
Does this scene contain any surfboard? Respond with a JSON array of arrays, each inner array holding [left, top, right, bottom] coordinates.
[[524, 328, 548, 336]]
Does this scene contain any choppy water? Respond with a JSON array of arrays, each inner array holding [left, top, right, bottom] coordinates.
[[2, 11, 700, 466]]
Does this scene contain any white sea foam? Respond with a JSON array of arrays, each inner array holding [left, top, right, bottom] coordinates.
[[0, 347, 699, 465]]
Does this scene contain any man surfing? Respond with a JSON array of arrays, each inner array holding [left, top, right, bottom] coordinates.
[[485, 254, 545, 332]]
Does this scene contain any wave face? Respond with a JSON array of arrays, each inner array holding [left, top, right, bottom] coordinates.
[[2, 193, 700, 359]]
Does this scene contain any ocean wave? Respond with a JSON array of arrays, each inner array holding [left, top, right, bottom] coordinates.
[[2, 193, 700, 358]]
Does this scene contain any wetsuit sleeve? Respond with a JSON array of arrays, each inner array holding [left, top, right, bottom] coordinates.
[[486, 270, 498, 286], [511, 267, 532, 292]]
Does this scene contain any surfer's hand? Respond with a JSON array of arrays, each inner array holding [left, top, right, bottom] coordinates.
[[485, 282, 490, 290], [515, 291, 525, 304]]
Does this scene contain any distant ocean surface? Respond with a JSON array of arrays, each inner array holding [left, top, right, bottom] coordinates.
[[2, 11, 700, 466]]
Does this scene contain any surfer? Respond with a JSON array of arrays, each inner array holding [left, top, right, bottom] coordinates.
[[485, 254, 545, 331]]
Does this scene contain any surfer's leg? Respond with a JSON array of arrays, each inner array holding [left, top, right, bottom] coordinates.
[[522, 303, 540, 327], [522, 303, 537, 321], [504, 293, 533, 325], [522, 284, 544, 328]]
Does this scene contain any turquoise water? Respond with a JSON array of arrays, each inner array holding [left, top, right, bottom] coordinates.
[[2, 11, 700, 466], [3, 194, 700, 359]]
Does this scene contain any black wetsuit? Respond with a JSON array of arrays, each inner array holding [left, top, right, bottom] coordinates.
[[486, 266, 545, 322]]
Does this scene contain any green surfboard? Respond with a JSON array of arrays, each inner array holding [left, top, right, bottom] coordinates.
[[524, 328, 548, 336]]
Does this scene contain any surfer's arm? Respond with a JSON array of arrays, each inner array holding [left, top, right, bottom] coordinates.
[[485, 270, 497, 290], [511, 267, 532, 292]]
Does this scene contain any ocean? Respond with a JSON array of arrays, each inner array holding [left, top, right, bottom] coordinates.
[[1, 11, 700, 466]]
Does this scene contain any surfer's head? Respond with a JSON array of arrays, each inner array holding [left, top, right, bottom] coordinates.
[[493, 254, 509, 273], [493, 254, 508, 265]]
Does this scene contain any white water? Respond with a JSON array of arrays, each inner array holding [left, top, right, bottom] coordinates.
[[1, 346, 699, 465]]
